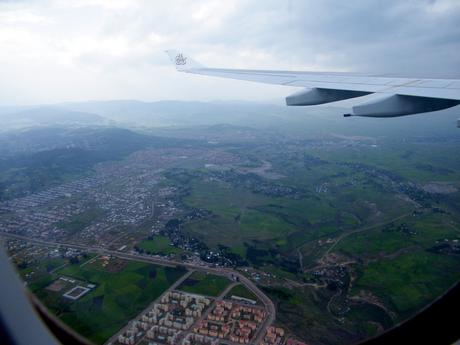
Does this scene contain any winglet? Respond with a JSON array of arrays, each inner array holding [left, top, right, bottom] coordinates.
[[165, 50, 205, 71]]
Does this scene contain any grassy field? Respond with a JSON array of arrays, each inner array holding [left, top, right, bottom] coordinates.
[[181, 163, 415, 273], [344, 303, 393, 338], [225, 283, 259, 303], [138, 235, 182, 255], [182, 179, 346, 253], [352, 251, 460, 318], [310, 142, 460, 184], [183, 180, 300, 256], [177, 271, 230, 297], [333, 209, 460, 320], [336, 212, 459, 258], [20, 257, 68, 291], [31, 258, 186, 344], [263, 285, 358, 345]]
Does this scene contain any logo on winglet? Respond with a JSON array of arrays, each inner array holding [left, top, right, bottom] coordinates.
[[175, 53, 187, 65]]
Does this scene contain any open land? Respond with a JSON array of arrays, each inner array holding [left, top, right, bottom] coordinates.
[[13, 250, 187, 344], [177, 271, 231, 297]]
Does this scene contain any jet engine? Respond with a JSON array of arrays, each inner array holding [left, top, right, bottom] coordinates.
[[347, 94, 460, 117]]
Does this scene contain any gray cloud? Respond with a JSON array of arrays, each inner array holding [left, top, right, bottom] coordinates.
[[0, 0, 459, 105]]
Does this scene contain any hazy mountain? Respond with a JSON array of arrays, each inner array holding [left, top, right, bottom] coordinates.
[[0, 106, 111, 130], [1, 100, 458, 139], [61, 99, 459, 134], [0, 126, 196, 200], [0, 126, 195, 157], [60, 99, 298, 127]]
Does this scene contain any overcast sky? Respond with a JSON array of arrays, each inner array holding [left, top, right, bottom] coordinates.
[[1, 0, 459, 105]]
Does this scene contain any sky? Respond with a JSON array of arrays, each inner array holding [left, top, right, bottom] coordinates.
[[1, 0, 459, 105]]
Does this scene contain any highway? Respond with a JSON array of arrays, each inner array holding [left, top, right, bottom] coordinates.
[[0, 232, 275, 344]]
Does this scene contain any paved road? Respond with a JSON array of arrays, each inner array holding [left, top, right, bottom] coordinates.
[[0, 232, 276, 344]]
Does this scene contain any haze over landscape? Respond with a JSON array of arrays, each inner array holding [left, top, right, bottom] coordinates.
[[1, 99, 460, 345], [1, 1, 460, 345]]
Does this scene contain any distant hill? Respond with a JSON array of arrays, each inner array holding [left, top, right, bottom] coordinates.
[[0, 106, 111, 129], [60, 99, 297, 128], [60, 99, 459, 137], [0, 126, 196, 157], [0, 126, 196, 200], [1, 99, 459, 138]]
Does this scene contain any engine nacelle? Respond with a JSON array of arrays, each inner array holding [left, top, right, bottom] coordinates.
[[350, 94, 460, 117], [286, 88, 371, 106]]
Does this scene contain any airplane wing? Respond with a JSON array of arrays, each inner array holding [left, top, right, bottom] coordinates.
[[166, 50, 460, 121]]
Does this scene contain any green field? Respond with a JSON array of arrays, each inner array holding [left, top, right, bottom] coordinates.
[[336, 212, 460, 258], [263, 285, 358, 345], [182, 179, 343, 260], [179, 161, 416, 275], [353, 251, 460, 318], [225, 283, 259, 303], [30, 258, 187, 344], [138, 235, 182, 255], [310, 142, 460, 184], [334, 211, 460, 319], [182, 181, 299, 260], [177, 271, 230, 297]]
